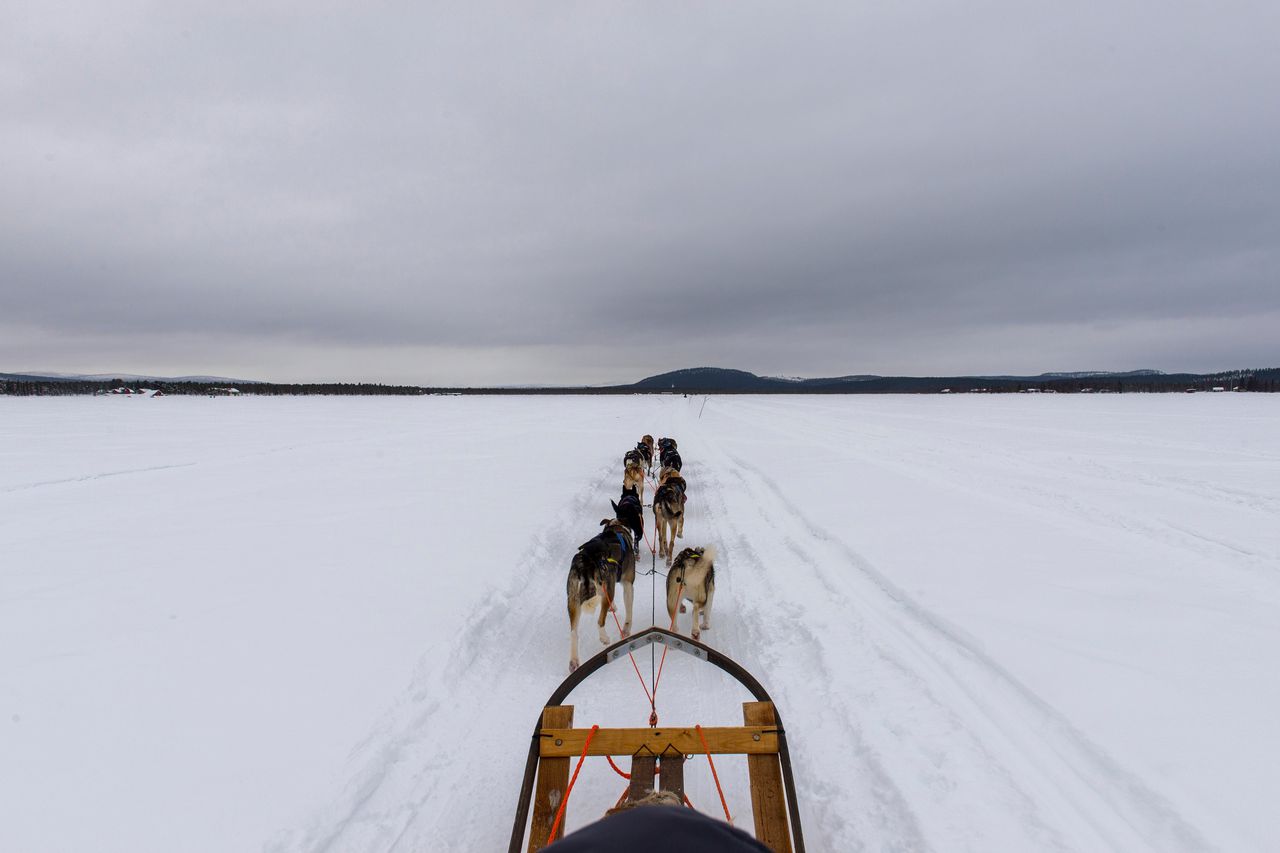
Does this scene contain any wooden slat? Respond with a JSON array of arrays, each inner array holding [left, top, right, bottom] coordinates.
[[539, 725, 777, 757], [658, 746, 685, 800], [528, 705, 574, 852], [627, 752, 657, 803], [745, 701, 793, 853]]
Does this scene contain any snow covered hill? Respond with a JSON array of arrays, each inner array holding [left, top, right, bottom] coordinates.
[[1, 395, 1276, 851]]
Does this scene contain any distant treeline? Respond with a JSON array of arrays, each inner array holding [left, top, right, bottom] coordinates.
[[3, 369, 1278, 397], [1, 379, 426, 397], [744, 370, 1280, 396], [979, 370, 1280, 395]]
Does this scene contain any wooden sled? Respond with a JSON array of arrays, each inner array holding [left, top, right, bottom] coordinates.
[[509, 626, 805, 852]]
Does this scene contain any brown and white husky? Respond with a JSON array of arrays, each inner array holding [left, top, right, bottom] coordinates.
[[665, 545, 716, 640], [653, 466, 687, 562], [623, 456, 646, 502]]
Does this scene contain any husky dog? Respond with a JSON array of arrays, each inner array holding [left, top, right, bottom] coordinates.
[[660, 466, 687, 537], [567, 519, 637, 672], [612, 485, 644, 546], [653, 467, 687, 564], [666, 546, 716, 640], [658, 437, 677, 462], [634, 440, 653, 472], [640, 435, 656, 467], [658, 438, 681, 471], [623, 454, 646, 501]]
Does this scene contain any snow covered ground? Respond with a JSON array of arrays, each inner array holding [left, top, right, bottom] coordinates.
[[2, 394, 1277, 852]]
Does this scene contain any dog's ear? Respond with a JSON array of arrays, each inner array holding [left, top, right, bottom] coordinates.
[[611, 500, 619, 512], [600, 518, 611, 527]]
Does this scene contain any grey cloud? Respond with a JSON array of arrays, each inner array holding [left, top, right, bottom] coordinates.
[[2, 0, 1277, 382]]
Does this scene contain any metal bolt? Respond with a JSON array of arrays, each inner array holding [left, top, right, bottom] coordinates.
[[753, 733, 761, 742], [555, 738, 563, 746]]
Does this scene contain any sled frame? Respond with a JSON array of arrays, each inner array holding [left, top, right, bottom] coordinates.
[[509, 626, 805, 853]]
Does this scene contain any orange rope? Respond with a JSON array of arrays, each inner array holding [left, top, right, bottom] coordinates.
[[650, 582, 684, 713], [696, 724, 732, 825], [546, 724, 599, 845], [605, 754, 663, 781], [600, 583, 654, 708]]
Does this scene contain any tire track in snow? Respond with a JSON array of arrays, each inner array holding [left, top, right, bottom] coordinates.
[[692, 433, 1212, 852]]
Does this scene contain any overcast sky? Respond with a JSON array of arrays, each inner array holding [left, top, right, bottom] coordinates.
[[2, 1, 1277, 384]]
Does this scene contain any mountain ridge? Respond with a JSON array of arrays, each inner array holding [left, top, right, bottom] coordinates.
[[618, 366, 1274, 394]]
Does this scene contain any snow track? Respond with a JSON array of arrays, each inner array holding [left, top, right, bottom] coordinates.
[[4, 395, 1275, 852], [269, 395, 1267, 852], [695, 445, 1208, 851], [270, 463, 630, 852]]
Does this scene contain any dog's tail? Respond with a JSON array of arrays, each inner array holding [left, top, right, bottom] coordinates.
[[700, 545, 717, 565]]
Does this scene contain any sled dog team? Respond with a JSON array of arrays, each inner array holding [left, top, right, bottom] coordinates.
[[567, 435, 717, 672]]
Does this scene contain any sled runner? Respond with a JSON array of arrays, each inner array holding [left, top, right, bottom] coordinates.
[[509, 626, 805, 852]]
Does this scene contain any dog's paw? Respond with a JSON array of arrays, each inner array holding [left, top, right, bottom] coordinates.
[[679, 602, 687, 614], [691, 629, 700, 641], [569, 659, 579, 673]]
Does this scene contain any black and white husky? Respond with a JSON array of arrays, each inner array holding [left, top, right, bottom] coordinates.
[[658, 438, 681, 472], [567, 519, 637, 672], [612, 485, 644, 546], [634, 440, 653, 471], [665, 545, 716, 640]]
